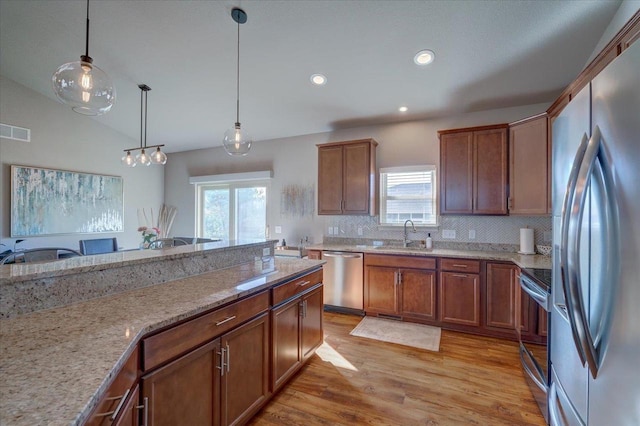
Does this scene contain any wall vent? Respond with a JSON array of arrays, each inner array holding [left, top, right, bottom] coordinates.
[[0, 123, 31, 142]]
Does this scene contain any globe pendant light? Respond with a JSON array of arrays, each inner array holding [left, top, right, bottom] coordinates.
[[52, 0, 116, 115], [122, 84, 167, 167], [223, 8, 252, 156]]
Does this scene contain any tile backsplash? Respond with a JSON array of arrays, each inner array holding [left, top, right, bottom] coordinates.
[[323, 215, 552, 247]]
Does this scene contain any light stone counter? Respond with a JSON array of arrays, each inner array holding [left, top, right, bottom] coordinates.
[[308, 244, 552, 270], [1, 240, 277, 318], [0, 257, 324, 426]]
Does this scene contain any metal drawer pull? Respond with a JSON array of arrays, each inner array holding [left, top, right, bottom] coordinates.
[[451, 274, 468, 278], [95, 388, 130, 420], [217, 347, 227, 376], [297, 280, 311, 287], [136, 397, 149, 426], [215, 316, 237, 326], [226, 343, 231, 373], [451, 264, 469, 268]]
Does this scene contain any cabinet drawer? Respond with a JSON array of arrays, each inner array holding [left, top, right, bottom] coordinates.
[[143, 290, 269, 371], [86, 346, 139, 425], [272, 269, 323, 306], [364, 253, 436, 270], [440, 258, 481, 273]]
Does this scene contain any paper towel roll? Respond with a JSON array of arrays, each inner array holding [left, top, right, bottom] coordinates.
[[519, 228, 535, 254]]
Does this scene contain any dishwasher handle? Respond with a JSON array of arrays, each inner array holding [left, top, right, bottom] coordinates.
[[322, 252, 363, 259]]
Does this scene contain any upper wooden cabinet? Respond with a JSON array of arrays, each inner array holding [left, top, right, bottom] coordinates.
[[508, 114, 549, 215], [439, 124, 508, 215], [317, 139, 377, 215]]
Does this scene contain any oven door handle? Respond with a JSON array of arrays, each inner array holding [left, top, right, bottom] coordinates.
[[519, 343, 547, 392], [519, 277, 548, 310]]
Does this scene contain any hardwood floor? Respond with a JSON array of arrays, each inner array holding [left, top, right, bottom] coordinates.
[[249, 312, 545, 426]]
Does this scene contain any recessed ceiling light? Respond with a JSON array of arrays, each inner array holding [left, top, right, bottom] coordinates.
[[310, 74, 327, 85], [414, 49, 435, 66], [399, 106, 408, 112]]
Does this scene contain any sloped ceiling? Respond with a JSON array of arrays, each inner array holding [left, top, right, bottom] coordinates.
[[0, 0, 621, 152]]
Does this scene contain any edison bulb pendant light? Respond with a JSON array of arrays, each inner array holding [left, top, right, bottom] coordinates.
[[150, 146, 168, 165], [121, 151, 137, 167], [136, 149, 151, 166], [223, 123, 251, 156], [52, 0, 115, 115]]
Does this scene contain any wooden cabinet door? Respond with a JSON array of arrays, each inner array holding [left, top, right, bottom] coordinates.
[[220, 313, 270, 426], [271, 297, 301, 391], [486, 263, 517, 330], [317, 145, 344, 214], [142, 339, 220, 426], [301, 285, 324, 361], [440, 132, 473, 214], [343, 142, 371, 214], [509, 115, 549, 215], [538, 306, 548, 337], [439, 271, 480, 326], [114, 385, 140, 426], [364, 265, 399, 315], [400, 269, 436, 321], [474, 128, 508, 214], [307, 249, 322, 260]]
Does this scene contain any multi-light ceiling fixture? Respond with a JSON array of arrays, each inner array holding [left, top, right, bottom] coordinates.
[[52, 0, 116, 115], [121, 84, 167, 167], [223, 7, 252, 156]]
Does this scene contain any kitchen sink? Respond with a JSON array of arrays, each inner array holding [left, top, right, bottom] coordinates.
[[274, 246, 308, 258]]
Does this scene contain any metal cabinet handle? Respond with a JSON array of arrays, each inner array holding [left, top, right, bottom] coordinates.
[[136, 397, 149, 426], [519, 344, 546, 392], [568, 127, 602, 378], [217, 347, 227, 376], [397, 271, 402, 285], [560, 132, 589, 366], [451, 264, 468, 268], [226, 343, 231, 373], [451, 274, 468, 278], [215, 316, 236, 326], [297, 280, 311, 287], [94, 388, 131, 421]]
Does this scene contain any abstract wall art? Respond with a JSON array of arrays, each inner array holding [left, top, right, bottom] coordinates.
[[280, 183, 315, 218], [10, 165, 124, 237]]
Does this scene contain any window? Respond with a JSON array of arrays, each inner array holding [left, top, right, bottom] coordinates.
[[196, 180, 268, 240], [379, 165, 437, 226]]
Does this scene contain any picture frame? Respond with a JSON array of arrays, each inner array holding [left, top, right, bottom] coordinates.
[[10, 165, 124, 237]]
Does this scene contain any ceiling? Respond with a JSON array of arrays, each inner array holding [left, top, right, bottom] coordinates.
[[0, 0, 622, 153]]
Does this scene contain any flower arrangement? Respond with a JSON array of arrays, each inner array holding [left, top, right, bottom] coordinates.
[[138, 226, 160, 249]]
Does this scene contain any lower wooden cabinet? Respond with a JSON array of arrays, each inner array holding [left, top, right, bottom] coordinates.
[[272, 284, 324, 391], [439, 271, 480, 326], [364, 254, 437, 322], [142, 339, 220, 426], [485, 262, 518, 331], [220, 313, 270, 426]]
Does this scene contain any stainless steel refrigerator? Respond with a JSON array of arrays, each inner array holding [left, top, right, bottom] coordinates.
[[550, 40, 639, 425]]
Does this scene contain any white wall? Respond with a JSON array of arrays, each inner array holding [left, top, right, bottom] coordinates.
[[165, 102, 550, 246], [0, 76, 164, 251]]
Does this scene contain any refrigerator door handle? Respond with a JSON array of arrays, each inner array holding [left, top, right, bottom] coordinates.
[[560, 132, 589, 365], [569, 126, 602, 378]]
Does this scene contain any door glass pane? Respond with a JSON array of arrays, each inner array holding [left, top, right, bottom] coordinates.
[[236, 186, 266, 240], [203, 188, 229, 239]]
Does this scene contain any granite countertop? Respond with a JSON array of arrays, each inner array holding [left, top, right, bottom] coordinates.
[[0, 257, 323, 425], [308, 243, 552, 270], [0, 239, 277, 284]]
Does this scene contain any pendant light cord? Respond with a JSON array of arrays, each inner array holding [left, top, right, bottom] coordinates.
[[84, 0, 90, 58], [140, 86, 144, 149], [235, 19, 240, 125], [144, 89, 148, 148]]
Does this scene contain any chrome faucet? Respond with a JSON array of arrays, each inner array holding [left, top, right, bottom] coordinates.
[[403, 219, 417, 247]]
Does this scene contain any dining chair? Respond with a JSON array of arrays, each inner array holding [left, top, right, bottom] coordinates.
[[1, 247, 83, 264], [79, 237, 118, 255]]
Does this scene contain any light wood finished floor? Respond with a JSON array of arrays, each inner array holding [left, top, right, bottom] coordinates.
[[249, 312, 546, 426]]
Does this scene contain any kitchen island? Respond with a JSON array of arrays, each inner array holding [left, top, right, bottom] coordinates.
[[0, 240, 324, 425]]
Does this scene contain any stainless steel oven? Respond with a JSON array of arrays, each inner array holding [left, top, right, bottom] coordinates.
[[519, 268, 551, 424]]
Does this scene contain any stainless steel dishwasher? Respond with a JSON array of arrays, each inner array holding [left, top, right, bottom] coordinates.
[[322, 251, 364, 313]]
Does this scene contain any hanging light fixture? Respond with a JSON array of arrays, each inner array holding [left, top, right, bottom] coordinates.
[[122, 84, 167, 167], [52, 0, 116, 115], [223, 7, 252, 156]]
